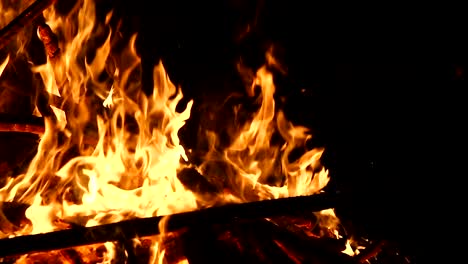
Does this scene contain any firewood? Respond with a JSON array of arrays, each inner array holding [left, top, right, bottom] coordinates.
[[0, 114, 44, 134], [181, 221, 297, 264], [0, 122, 44, 135], [178, 217, 356, 264], [355, 240, 386, 263], [0, 114, 99, 146], [0, 192, 338, 258], [262, 219, 354, 264]]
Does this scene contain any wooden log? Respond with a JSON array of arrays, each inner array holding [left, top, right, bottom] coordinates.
[[355, 240, 386, 263], [176, 217, 356, 264], [0, 0, 57, 51], [0, 122, 45, 135], [0, 114, 99, 147], [0, 114, 44, 134], [0, 192, 338, 258], [262, 219, 355, 264], [181, 220, 299, 264]]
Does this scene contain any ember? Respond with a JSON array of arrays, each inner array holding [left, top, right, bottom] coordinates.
[[0, 0, 429, 263]]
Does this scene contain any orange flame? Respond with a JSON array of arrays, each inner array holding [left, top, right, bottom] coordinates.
[[224, 65, 329, 200], [197, 62, 329, 204]]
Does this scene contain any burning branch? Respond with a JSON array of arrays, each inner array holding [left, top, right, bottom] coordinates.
[[0, 122, 44, 135], [0, 0, 57, 51], [36, 19, 60, 59], [0, 114, 44, 135], [0, 192, 338, 258], [0, 114, 100, 147]]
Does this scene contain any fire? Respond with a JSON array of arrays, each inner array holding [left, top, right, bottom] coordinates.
[[0, 0, 346, 262], [2, 0, 198, 231], [199, 64, 329, 202]]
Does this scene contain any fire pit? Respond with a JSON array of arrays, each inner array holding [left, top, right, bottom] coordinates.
[[0, 0, 423, 263]]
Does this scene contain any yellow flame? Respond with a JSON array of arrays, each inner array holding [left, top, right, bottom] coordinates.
[[1, 0, 196, 234], [0, 55, 9, 77]]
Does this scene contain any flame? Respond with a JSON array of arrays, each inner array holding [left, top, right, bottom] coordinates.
[[1, 0, 196, 258], [0, 55, 9, 77], [0, 0, 345, 262], [2, 3, 197, 225]]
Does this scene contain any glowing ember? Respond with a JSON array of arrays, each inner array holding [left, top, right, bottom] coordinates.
[[0, 0, 346, 262]]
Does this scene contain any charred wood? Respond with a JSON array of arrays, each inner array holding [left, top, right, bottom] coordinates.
[[180, 221, 297, 264], [35, 18, 60, 59], [0, 192, 337, 258], [175, 217, 356, 264], [1, 244, 113, 264], [0, 114, 99, 147], [355, 240, 386, 263], [268, 217, 347, 252], [0, 114, 47, 135], [263, 219, 353, 264]]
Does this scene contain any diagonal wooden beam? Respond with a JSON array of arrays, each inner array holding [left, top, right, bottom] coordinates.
[[0, 192, 338, 258]]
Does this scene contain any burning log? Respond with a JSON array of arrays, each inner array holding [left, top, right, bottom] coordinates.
[[0, 0, 57, 51], [0, 119, 45, 136], [0, 114, 44, 134], [180, 220, 305, 264], [0, 192, 338, 258], [0, 114, 99, 147], [163, 216, 356, 264], [0, 122, 44, 135], [355, 240, 386, 263]]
